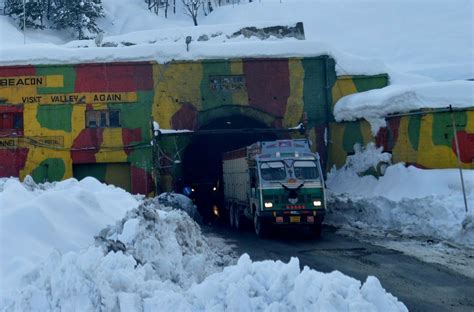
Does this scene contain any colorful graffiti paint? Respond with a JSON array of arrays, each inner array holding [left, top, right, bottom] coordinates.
[[327, 75, 473, 170], [0, 57, 337, 193], [1, 58, 470, 194], [327, 111, 474, 171], [0, 62, 155, 194]]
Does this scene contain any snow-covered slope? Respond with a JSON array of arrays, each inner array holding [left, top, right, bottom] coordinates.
[[1, 0, 472, 82]]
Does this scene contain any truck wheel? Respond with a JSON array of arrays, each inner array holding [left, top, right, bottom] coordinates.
[[234, 207, 241, 230], [229, 204, 235, 228], [254, 212, 267, 238]]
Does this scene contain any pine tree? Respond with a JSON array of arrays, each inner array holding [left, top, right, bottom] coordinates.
[[6, 0, 47, 30], [51, 0, 104, 39]]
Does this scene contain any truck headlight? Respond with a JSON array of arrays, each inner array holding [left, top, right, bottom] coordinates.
[[313, 200, 322, 207], [264, 202, 273, 208]]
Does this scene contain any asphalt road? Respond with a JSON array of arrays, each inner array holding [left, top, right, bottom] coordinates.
[[204, 224, 474, 312]]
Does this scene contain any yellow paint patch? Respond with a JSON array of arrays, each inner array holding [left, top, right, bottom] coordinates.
[[331, 76, 358, 105], [283, 59, 304, 128], [230, 59, 249, 105], [152, 63, 203, 129], [95, 128, 128, 163], [391, 116, 418, 164], [360, 121, 373, 144], [45, 75, 64, 88], [327, 123, 348, 169]]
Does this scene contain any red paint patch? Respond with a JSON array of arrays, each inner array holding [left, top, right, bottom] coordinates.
[[74, 62, 153, 92], [375, 127, 389, 151], [131, 166, 154, 195], [386, 117, 401, 150], [122, 128, 142, 155], [71, 128, 104, 163], [243, 59, 290, 117], [172, 103, 198, 130], [0, 148, 29, 177], [452, 131, 474, 163], [0, 66, 36, 77], [0, 106, 23, 113]]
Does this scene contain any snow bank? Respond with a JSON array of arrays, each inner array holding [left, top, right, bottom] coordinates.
[[1, 177, 406, 311], [334, 81, 474, 135], [326, 143, 474, 248], [0, 176, 140, 301]]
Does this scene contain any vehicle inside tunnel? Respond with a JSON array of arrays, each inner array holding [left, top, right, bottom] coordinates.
[[181, 115, 279, 223]]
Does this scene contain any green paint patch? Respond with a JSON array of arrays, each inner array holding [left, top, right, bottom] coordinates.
[[352, 74, 389, 92], [408, 115, 422, 151], [31, 158, 65, 182], [37, 104, 72, 132], [200, 60, 233, 111], [432, 111, 467, 146], [302, 57, 328, 127], [36, 65, 76, 94], [343, 122, 364, 153], [126, 149, 153, 171], [111, 91, 153, 142], [73, 163, 107, 182]]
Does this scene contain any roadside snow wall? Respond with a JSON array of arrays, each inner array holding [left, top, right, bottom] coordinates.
[[326, 143, 474, 249]]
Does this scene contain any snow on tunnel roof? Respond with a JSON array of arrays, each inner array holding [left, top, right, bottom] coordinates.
[[334, 80, 474, 134], [0, 21, 388, 77]]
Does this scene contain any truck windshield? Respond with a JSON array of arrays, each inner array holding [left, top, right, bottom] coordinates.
[[294, 160, 319, 180], [260, 161, 286, 181]]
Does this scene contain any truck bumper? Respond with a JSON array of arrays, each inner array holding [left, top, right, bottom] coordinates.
[[259, 209, 325, 225]]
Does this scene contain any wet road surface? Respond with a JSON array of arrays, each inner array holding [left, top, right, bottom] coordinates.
[[204, 224, 474, 312]]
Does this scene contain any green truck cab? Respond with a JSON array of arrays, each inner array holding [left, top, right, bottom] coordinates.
[[222, 139, 326, 237]]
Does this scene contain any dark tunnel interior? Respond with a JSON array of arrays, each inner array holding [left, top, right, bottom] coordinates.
[[181, 115, 278, 222]]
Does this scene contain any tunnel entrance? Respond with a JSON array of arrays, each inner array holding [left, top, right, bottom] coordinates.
[[181, 115, 278, 223]]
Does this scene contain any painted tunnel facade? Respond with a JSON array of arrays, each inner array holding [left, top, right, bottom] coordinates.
[[0, 58, 472, 194]]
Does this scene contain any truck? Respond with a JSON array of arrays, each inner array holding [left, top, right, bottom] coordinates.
[[222, 139, 326, 237]]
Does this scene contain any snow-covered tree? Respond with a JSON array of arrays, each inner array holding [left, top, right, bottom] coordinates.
[[182, 0, 202, 26], [5, 0, 47, 29], [50, 0, 104, 39]]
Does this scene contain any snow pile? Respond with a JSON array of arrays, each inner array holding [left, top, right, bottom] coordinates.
[[0, 177, 407, 311], [0, 176, 140, 300], [326, 144, 474, 248], [334, 81, 474, 135], [156, 192, 202, 223]]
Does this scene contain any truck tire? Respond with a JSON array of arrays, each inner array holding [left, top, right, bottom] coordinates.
[[234, 206, 241, 230], [229, 204, 235, 228], [254, 212, 267, 238]]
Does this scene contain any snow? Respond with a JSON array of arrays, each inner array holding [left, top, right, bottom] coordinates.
[[334, 81, 474, 135], [1, 0, 472, 82], [326, 143, 474, 249], [201, 0, 473, 82], [0, 177, 407, 311], [0, 176, 141, 301]]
